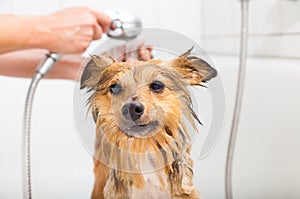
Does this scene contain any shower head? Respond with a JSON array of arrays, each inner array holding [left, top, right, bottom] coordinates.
[[105, 10, 142, 40]]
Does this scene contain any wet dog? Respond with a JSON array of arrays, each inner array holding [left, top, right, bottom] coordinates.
[[80, 47, 217, 199]]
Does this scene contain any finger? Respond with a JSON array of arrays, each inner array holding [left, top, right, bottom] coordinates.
[[91, 10, 112, 33], [93, 24, 103, 40]]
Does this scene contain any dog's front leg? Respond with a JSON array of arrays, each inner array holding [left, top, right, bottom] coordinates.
[[171, 153, 200, 199], [92, 160, 109, 199], [103, 169, 129, 199]]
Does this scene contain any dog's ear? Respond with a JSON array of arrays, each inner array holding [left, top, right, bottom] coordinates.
[[80, 55, 115, 90], [170, 47, 217, 85]]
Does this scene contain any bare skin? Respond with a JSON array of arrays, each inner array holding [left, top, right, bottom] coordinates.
[[0, 7, 111, 54], [0, 49, 83, 80], [0, 7, 111, 80]]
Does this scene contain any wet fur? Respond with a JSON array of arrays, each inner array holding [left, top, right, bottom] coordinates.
[[80, 48, 217, 199]]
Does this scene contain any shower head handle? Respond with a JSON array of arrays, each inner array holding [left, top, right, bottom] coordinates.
[[36, 52, 61, 76]]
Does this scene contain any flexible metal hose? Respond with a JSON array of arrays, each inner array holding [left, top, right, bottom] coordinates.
[[22, 53, 61, 199], [22, 73, 42, 199], [225, 1, 250, 199]]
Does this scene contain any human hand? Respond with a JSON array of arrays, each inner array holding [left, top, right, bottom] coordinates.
[[102, 42, 153, 62], [29, 7, 111, 54]]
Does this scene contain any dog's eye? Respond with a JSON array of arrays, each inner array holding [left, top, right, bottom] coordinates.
[[110, 84, 122, 94], [150, 81, 165, 92]]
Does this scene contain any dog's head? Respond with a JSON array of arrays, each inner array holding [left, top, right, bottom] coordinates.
[[80, 48, 216, 171]]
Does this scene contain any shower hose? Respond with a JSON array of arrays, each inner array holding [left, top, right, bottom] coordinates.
[[22, 53, 61, 199], [225, 0, 250, 199]]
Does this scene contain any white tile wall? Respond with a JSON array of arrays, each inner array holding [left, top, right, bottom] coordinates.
[[109, 0, 159, 27], [0, 1, 13, 14], [10, 0, 63, 14], [250, 0, 282, 34], [201, 0, 300, 58], [202, 0, 240, 36], [249, 34, 300, 58], [204, 34, 300, 58], [281, 0, 300, 33], [155, 0, 202, 43], [60, 0, 113, 13], [201, 0, 300, 36]]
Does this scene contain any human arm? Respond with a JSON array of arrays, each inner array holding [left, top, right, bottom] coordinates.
[[0, 49, 82, 80], [0, 7, 111, 54]]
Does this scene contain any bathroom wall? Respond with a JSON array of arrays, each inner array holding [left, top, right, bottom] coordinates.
[[201, 0, 300, 58]]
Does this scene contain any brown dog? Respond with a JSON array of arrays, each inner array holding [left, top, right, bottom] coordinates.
[[80, 48, 217, 199]]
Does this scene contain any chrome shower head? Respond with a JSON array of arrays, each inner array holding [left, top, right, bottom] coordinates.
[[105, 10, 142, 40]]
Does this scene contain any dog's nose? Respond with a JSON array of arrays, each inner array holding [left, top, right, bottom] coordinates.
[[122, 102, 144, 121]]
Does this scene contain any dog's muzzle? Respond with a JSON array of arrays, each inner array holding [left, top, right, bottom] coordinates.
[[122, 101, 144, 121]]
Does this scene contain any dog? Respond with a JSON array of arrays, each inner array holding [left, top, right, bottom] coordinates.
[[80, 47, 217, 199]]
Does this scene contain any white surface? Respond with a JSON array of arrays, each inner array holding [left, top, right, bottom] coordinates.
[[1, 54, 300, 198], [201, 0, 300, 58]]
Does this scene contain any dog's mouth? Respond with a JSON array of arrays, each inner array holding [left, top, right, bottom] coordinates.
[[122, 121, 159, 138]]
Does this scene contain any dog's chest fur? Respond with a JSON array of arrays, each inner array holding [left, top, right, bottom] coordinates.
[[101, 153, 199, 199], [129, 171, 172, 199], [103, 154, 173, 199]]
